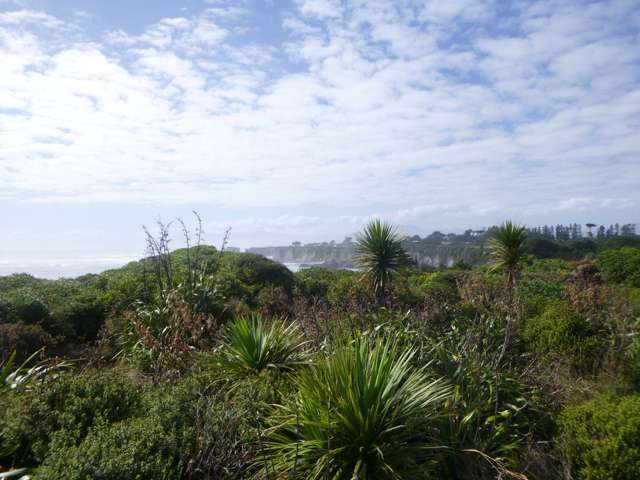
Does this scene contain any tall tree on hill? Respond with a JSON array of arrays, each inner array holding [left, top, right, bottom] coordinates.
[[487, 220, 527, 288], [556, 224, 570, 240], [571, 223, 583, 239], [355, 219, 410, 300], [622, 224, 637, 236]]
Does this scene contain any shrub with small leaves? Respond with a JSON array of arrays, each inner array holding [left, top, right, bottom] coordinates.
[[559, 394, 640, 480], [419, 271, 460, 303], [37, 416, 183, 480], [598, 247, 640, 287], [522, 301, 605, 368], [517, 278, 565, 317], [1, 370, 142, 465], [144, 370, 264, 479]]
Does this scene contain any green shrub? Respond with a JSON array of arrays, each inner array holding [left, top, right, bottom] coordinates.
[[625, 332, 640, 390], [428, 315, 551, 478], [0, 277, 110, 340], [0, 273, 43, 291], [98, 267, 147, 313], [559, 394, 640, 480], [294, 266, 339, 298], [518, 278, 565, 317], [525, 237, 561, 259], [525, 258, 573, 276], [38, 416, 183, 480], [326, 270, 369, 307], [518, 277, 564, 301], [218, 253, 294, 306], [420, 271, 460, 302], [20, 362, 263, 479], [50, 290, 106, 341], [628, 287, 640, 315], [598, 247, 640, 287], [0, 324, 57, 363], [1, 370, 142, 465], [0, 291, 50, 326], [388, 270, 462, 311], [144, 371, 262, 478], [522, 301, 605, 367]]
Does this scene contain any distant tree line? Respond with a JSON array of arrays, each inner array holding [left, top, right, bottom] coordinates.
[[406, 223, 637, 246], [527, 223, 637, 240]]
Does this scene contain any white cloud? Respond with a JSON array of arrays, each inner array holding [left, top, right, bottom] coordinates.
[[295, 0, 343, 19], [0, 9, 61, 26], [0, 0, 638, 230], [191, 18, 228, 45]]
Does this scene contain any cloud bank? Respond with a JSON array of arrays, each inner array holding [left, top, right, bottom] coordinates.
[[0, 0, 639, 274]]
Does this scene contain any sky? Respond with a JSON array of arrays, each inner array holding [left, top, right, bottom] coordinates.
[[1, 0, 639, 277]]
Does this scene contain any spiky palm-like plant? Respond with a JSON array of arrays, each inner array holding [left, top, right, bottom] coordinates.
[[487, 221, 527, 287], [487, 221, 527, 363], [218, 315, 307, 377], [355, 219, 410, 298], [260, 336, 451, 479], [1, 349, 68, 391]]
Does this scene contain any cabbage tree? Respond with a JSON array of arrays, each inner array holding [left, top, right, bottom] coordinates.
[[487, 221, 527, 288], [355, 219, 410, 299]]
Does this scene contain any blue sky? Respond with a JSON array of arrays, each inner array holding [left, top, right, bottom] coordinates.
[[1, 0, 639, 277]]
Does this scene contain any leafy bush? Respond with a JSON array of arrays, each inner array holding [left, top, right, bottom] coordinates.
[[522, 301, 605, 368], [49, 289, 106, 341], [36, 368, 267, 480], [1, 370, 142, 465], [37, 416, 183, 480], [525, 258, 573, 277], [525, 238, 601, 260], [112, 293, 218, 377], [517, 278, 564, 302], [294, 266, 339, 298], [559, 394, 640, 480], [0, 323, 57, 363], [624, 332, 640, 390], [525, 237, 562, 259], [0, 275, 112, 340], [420, 271, 460, 302], [144, 370, 262, 478], [97, 266, 147, 313], [0, 273, 43, 291], [261, 336, 450, 479], [326, 269, 370, 308], [517, 278, 565, 317], [218, 253, 295, 306], [630, 288, 640, 315], [428, 315, 551, 479], [0, 291, 50, 326], [255, 285, 293, 318], [598, 247, 640, 287]]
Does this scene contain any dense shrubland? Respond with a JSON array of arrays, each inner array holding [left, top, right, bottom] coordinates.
[[1, 218, 640, 479]]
